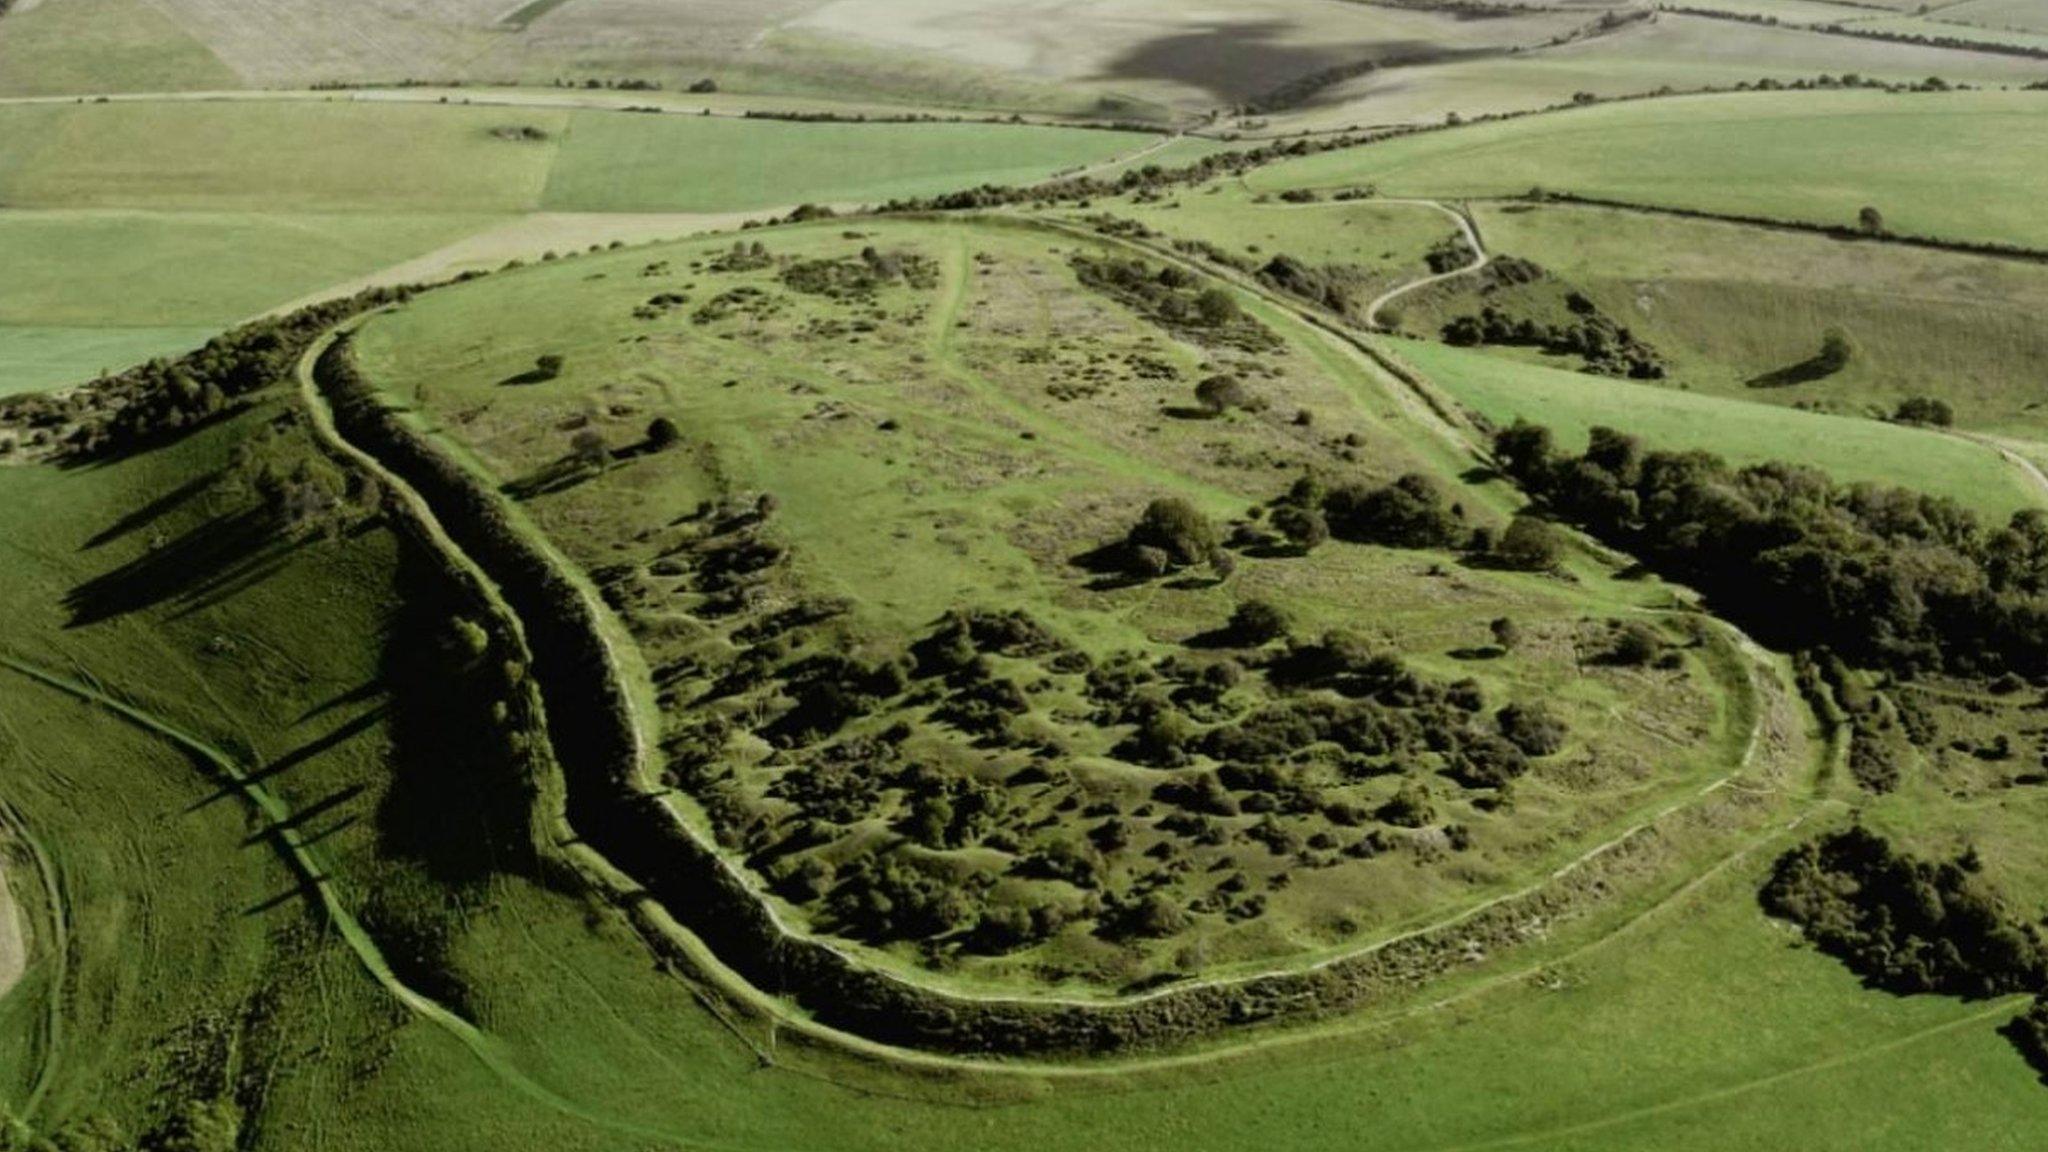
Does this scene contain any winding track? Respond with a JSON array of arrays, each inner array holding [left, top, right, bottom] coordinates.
[[1363, 198, 1491, 328]]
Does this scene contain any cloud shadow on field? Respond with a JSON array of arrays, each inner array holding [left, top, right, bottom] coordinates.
[[1098, 20, 1486, 106]]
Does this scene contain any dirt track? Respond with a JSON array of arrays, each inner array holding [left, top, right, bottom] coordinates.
[[0, 855, 24, 1000]]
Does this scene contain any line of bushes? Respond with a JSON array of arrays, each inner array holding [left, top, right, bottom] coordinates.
[[1520, 190, 2048, 267], [1662, 6, 2048, 61]]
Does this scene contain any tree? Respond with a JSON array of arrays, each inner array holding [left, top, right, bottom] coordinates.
[[647, 416, 682, 449], [1127, 497, 1220, 568], [1490, 616, 1521, 652], [1607, 621, 1661, 666], [1323, 473, 1465, 549], [1858, 205, 1886, 236], [1893, 396, 1954, 427], [1228, 598, 1290, 644], [1497, 702, 1567, 756], [1270, 503, 1329, 553], [1814, 327, 1855, 374], [1492, 418, 1556, 483], [1194, 374, 1250, 415], [1194, 287, 1241, 327], [532, 353, 565, 380], [1492, 514, 1563, 571], [570, 428, 609, 469]]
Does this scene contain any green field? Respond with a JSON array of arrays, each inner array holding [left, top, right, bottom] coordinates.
[[1444, 200, 2048, 439], [0, 326, 215, 395], [0, 210, 509, 326], [537, 112, 1154, 212], [1064, 188, 1463, 295], [0, 101, 1158, 216], [0, 99, 1166, 391], [1252, 90, 2048, 249]]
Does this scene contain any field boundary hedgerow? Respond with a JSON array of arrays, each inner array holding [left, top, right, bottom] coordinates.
[[1502, 191, 2048, 266]]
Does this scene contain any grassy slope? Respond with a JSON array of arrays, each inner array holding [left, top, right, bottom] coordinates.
[[1251, 90, 2048, 249], [61, 786, 2048, 1152], [0, 396, 449, 1140], [0, 240, 2036, 1152], [1396, 337, 2039, 520], [1459, 200, 2048, 439], [329, 222, 2048, 1149], [0, 102, 568, 213], [0, 0, 238, 97], [538, 112, 1153, 213]]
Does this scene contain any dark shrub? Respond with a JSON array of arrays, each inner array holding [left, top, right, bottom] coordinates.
[[1228, 598, 1291, 645], [1492, 514, 1563, 571], [1496, 702, 1567, 756], [1127, 497, 1220, 568], [1323, 473, 1465, 549]]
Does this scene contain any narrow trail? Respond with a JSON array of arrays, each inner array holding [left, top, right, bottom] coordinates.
[[1363, 198, 1490, 328], [0, 655, 718, 1150], [1948, 428, 2048, 502], [0, 786, 65, 1124], [0, 843, 24, 1003], [1063, 130, 1185, 180]]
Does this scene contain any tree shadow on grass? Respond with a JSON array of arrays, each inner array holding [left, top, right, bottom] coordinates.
[[502, 457, 604, 501], [82, 468, 223, 549], [187, 706, 389, 813], [1746, 355, 1846, 390], [63, 507, 312, 628]]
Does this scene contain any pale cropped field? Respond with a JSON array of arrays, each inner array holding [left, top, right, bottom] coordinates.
[[1265, 14, 2048, 132]]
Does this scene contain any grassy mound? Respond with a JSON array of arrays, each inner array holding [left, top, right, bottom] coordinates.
[[349, 215, 1758, 996]]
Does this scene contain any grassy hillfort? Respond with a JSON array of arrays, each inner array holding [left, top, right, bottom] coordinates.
[[4, 0, 2048, 1148]]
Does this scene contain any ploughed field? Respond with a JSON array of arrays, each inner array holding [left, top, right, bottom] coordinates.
[[348, 217, 1767, 994]]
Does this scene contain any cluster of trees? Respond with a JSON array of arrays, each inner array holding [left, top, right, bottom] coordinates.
[[1264, 471, 1563, 572], [781, 246, 939, 300], [1070, 255, 1277, 351], [1442, 299, 1665, 380], [1116, 497, 1231, 579], [0, 287, 411, 462], [1892, 396, 1955, 427], [1424, 234, 1477, 275], [1761, 827, 2046, 997], [1254, 253, 1356, 314], [1495, 419, 2048, 673], [2005, 995, 2048, 1080]]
